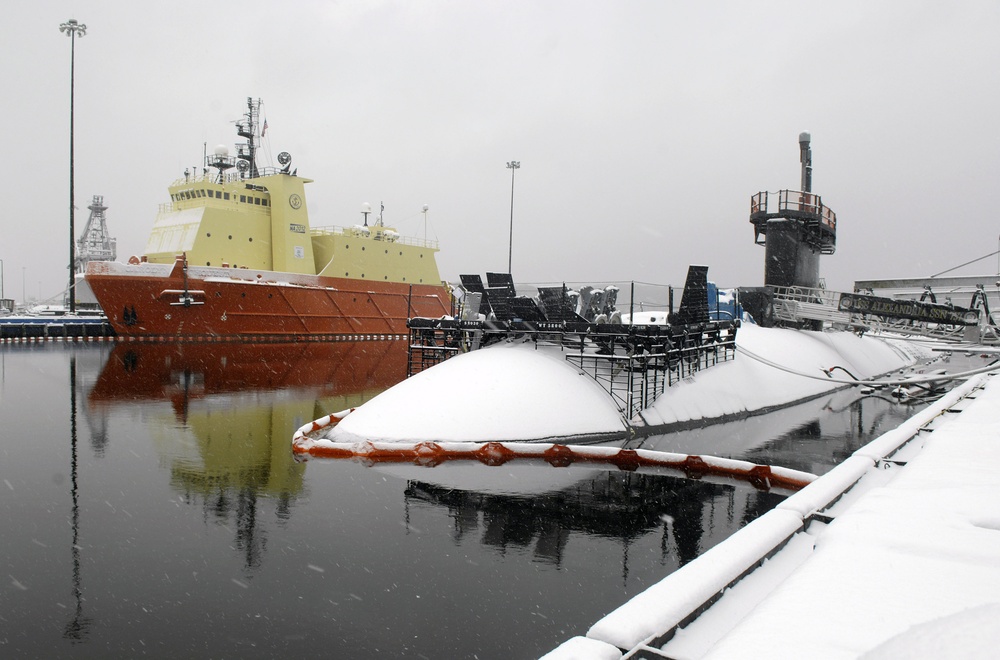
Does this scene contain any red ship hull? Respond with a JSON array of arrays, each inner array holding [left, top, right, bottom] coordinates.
[[85, 259, 451, 339]]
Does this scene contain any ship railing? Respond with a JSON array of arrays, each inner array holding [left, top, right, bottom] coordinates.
[[172, 167, 301, 187], [750, 190, 837, 232], [564, 325, 736, 419], [310, 225, 440, 250], [406, 318, 738, 420]]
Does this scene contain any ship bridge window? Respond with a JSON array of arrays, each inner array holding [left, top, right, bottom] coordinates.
[[240, 195, 246, 203], [224, 192, 230, 200], [254, 198, 261, 205]]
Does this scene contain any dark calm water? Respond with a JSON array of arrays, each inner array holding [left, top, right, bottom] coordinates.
[[0, 340, 927, 659]]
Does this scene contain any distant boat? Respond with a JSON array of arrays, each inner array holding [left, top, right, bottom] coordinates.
[[85, 98, 451, 339]]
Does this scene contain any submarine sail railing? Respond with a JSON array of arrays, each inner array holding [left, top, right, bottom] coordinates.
[[406, 318, 738, 420]]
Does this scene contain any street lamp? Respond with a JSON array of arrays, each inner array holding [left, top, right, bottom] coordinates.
[[60, 18, 86, 314], [506, 160, 520, 274]]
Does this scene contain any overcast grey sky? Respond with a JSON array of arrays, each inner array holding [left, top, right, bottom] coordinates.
[[3, 1, 999, 303]]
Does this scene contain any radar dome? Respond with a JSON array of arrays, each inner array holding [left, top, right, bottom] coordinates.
[[213, 144, 230, 157]]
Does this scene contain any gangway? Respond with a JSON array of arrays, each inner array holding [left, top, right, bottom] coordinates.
[[769, 286, 853, 327], [766, 285, 985, 342]]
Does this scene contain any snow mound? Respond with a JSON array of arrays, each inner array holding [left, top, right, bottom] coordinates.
[[327, 340, 627, 442], [641, 324, 922, 426]]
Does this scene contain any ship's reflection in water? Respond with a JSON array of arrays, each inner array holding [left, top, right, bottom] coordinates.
[[88, 340, 407, 569], [403, 471, 782, 572], [0, 341, 927, 658]]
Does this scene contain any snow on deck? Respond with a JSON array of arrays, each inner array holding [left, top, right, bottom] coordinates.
[[640, 323, 924, 427], [328, 340, 630, 443], [545, 369, 1000, 659], [324, 325, 925, 443]]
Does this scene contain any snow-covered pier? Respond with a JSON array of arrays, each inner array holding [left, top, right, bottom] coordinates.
[[545, 368, 1000, 659]]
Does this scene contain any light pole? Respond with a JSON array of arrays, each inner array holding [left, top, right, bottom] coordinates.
[[506, 160, 520, 274], [60, 18, 86, 314]]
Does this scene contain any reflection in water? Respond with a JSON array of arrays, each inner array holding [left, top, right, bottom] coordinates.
[[86, 340, 410, 570], [740, 391, 922, 476], [639, 386, 923, 476], [65, 355, 93, 643], [404, 468, 783, 577], [89, 339, 408, 416], [48, 340, 410, 646]]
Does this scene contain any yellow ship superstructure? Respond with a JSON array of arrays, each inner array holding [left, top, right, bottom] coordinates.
[[145, 170, 442, 286]]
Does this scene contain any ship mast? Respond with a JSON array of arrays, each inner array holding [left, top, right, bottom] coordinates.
[[235, 97, 261, 178], [204, 98, 262, 182]]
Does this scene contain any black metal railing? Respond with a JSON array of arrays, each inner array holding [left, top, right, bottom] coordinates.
[[750, 189, 837, 254], [407, 317, 738, 419]]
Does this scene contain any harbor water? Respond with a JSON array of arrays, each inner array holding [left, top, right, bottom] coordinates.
[[1, 340, 929, 658]]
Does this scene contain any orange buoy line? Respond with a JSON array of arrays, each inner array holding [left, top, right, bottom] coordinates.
[[293, 408, 356, 441], [291, 412, 817, 493]]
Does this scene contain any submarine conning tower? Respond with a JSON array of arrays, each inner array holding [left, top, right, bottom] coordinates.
[[749, 131, 837, 289]]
